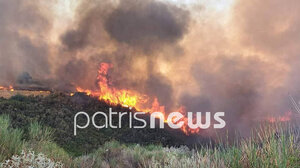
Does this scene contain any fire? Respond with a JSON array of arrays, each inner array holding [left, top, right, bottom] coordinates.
[[76, 87, 92, 96], [267, 111, 292, 123], [77, 63, 152, 110], [9, 85, 14, 92], [76, 63, 201, 135], [0, 85, 14, 92]]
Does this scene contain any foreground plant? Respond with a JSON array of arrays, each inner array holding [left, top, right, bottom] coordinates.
[[0, 115, 23, 162], [1, 150, 64, 168]]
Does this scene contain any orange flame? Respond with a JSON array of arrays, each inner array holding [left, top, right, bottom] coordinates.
[[9, 85, 14, 92], [0, 85, 14, 91], [76, 63, 201, 135], [267, 111, 292, 123]]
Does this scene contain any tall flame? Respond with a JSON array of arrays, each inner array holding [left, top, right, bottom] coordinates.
[[76, 63, 201, 135]]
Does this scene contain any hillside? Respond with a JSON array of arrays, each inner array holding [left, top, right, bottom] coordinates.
[[0, 93, 193, 156]]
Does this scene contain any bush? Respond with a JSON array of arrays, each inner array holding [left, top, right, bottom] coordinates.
[[0, 115, 23, 162], [0, 116, 72, 167], [25, 122, 73, 167], [73, 141, 192, 168], [27, 141, 72, 167], [1, 150, 64, 168], [28, 122, 54, 142], [71, 124, 300, 168]]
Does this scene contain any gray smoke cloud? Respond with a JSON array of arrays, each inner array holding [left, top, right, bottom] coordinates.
[[234, 0, 300, 96], [176, 0, 300, 135], [180, 56, 268, 134], [0, 0, 51, 85], [104, 0, 189, 53], [232, 0, 300, 115]]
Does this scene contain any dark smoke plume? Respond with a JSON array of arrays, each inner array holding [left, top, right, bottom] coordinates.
[[104, 0, 189, 53]]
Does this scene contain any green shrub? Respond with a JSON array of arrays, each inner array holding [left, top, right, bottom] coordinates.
[[28, 122, 54, 142], [0, 115, 23, 162], [25, 122, 73, 167]]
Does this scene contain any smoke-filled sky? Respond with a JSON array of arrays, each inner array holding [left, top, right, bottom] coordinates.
[[0, 0, 299, 132]]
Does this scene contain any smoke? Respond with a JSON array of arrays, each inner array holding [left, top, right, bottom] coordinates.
[[0, 0, 52, 85], [104, 0, 189, 53], [175, 0, 300, 135], [233, 0, 300, 58], [232, 0, 300, 115], [1, 0, 299, 135], [233, 0, 300, 96], [58, 0, 189, 109], [180, 56, 269, 134]]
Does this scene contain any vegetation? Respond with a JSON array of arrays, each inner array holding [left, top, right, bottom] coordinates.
[[0, 115, 23, 161], [0, 94, 186, 156], [67, 124, 300, 167], [0, 94, 299, 167], [1, 150, 64, 168]]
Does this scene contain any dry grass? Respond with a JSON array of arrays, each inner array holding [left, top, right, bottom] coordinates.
[[0, 90, 50, 99]]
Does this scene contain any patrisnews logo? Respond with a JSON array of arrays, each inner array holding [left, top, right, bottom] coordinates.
[[73, 110, 226, 136], [289, 94, 300, 114]]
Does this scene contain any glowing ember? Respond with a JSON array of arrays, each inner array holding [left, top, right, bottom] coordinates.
[[76, 87, 92, 96], [267, 112, 292, 123], [0, 85, 14, 91], [76, 63, 201, 135], [9, 85, 14, 92]]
